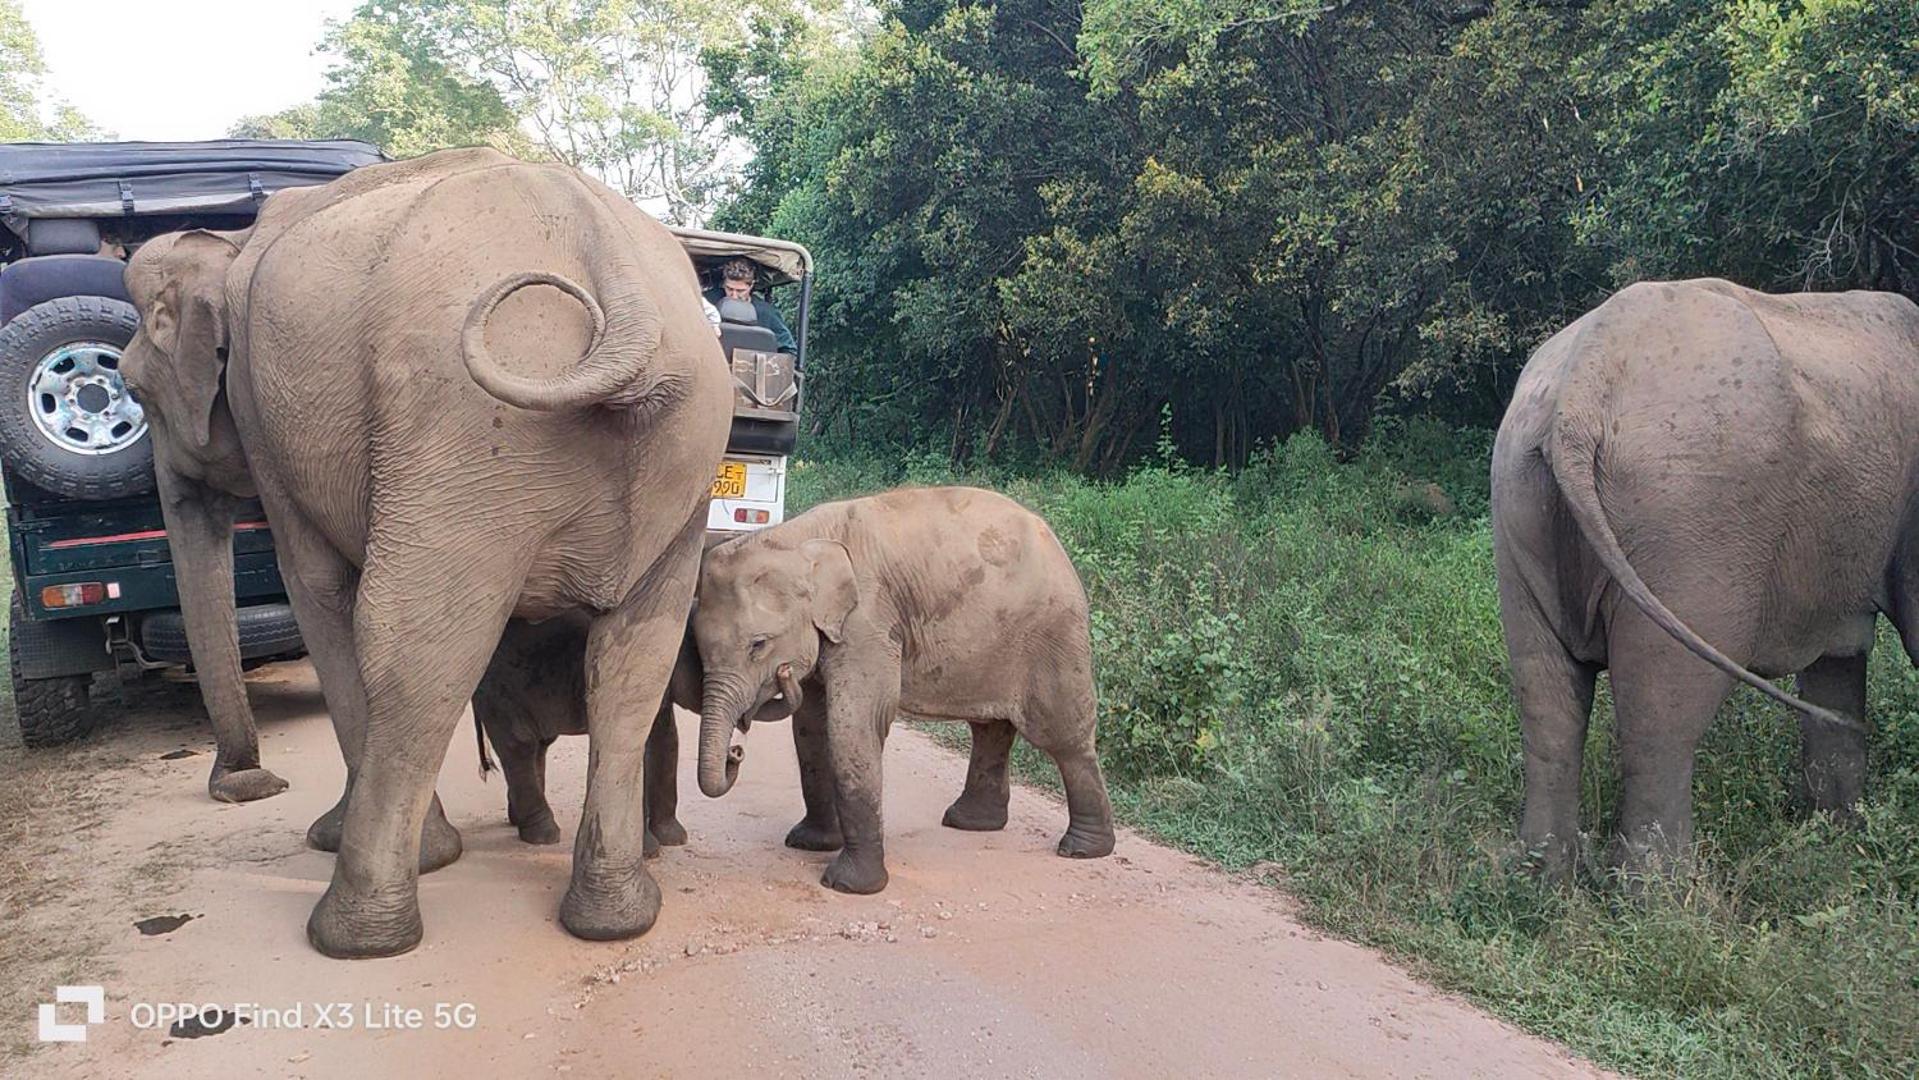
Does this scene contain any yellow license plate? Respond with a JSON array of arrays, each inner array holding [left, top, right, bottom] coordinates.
[[711, 461, 748, 499]]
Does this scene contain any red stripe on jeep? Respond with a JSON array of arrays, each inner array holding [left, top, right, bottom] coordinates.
[[44, 521, 270, 550]]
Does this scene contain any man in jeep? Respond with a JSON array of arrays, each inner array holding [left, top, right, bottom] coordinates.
[[706, 257, 797, 353]]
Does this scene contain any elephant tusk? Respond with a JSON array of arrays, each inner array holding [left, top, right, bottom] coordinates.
[[776, 663, 804, 713]]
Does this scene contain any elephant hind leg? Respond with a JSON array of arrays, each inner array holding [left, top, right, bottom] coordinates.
[[942, 719, 1015, 831], [1017, 698, 1114, 859], [1796, 651, 1870, 819], [644, 697, 686, 851], [1011, 640, 1113, 858], [560, 513, 705, 942], [1509, 631, 1598, 885], [306, 551, 523, 959], [501, 738, 561, 846], [1606, 617, 1733, 882]]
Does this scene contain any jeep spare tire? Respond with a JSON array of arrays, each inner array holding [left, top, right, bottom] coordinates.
[[0, 295, 154, 500]]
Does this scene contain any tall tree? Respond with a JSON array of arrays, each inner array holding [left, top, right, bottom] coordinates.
[[0, 0, 102, 141], [241, 0, 861, 224]]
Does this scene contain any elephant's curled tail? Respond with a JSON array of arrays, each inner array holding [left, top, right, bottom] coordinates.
[[461, 259, 666, 411], [1545, 376, 1858, 731]]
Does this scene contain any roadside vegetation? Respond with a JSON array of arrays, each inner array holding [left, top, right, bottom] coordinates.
[[790, 426, 1919, 1079], [6, 0, 1917, 1074]]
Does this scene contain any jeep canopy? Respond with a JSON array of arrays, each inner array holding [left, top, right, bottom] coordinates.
[[0, 140, 385, 241], [671, 227, 812, 286]]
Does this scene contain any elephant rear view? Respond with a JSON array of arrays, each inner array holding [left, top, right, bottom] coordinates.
[[122, 147, 732, 958], [1492, 277, 1919, 880]]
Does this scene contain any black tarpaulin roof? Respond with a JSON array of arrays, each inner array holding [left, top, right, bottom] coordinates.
[[0, 140, 385, 239]]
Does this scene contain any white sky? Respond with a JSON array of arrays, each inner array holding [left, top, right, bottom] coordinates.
[[22, 0, 359, 141]]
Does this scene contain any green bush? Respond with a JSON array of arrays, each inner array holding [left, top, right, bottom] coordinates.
[[788, 428, 1919, 1078]]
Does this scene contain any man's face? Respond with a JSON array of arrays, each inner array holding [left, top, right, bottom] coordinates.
[[723, 277, 753, 302]]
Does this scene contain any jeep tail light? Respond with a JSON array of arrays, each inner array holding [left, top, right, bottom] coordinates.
[[733, 508, 770, 525], [42, 582, 114, 608]]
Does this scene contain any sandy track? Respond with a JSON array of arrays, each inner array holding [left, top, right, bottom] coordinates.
[[4, 661, 1610, 1078]]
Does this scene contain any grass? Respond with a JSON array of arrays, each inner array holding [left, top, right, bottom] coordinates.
[[786, 419, 1919, 1079]]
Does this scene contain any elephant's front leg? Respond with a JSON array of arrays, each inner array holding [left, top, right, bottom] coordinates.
[[150, 468, 288, 804], [561, 518, 704, 941], [819, 657, 899, 895], [785, 688, 843, 851]]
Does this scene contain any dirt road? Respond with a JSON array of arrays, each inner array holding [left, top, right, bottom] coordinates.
[[4, 661, 1610, 1078]]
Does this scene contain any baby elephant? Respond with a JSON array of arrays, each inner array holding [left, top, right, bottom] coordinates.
[[472, 612, 693, 855], [692, 486, 1115, 894]]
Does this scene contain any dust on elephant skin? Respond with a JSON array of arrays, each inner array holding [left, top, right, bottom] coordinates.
[[120, 147, 733, 958], [1492, 277, 1919, 880], [691, 486, 1116, 895]]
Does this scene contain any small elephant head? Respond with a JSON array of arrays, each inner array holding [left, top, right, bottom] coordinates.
[[691, 534, 858, 797], [122, 229, 249, 477]]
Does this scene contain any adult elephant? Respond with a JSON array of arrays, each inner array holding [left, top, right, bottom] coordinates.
[[120, 148, 731, 957], [1493, 277, 1919, 881]]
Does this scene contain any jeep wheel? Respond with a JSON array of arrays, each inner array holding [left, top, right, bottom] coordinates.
[[9, 601, 95, 747], [0, 295, 154, 501]]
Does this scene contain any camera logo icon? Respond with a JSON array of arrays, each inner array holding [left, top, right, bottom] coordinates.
[[38, 985, 105, 1043]]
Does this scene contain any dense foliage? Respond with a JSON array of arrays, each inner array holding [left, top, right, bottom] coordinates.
[[712, 0, 1918, 465], [789, 431, 1919, 1078]]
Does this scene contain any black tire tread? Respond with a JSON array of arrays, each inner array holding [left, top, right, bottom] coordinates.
[[9, 600, 95, 747], [0, 295, 153, 501], [139, 602, 304, 663]]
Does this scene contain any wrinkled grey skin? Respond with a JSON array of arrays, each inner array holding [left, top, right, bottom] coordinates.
[[693, 486, 1115, 894], [473, 612, 692, 851], [1493, 278, 1919, 882], [121, 148, 731, 958], [473, 609, 793, 849]]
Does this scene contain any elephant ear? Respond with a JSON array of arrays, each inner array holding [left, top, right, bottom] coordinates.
[[124, 230, 242, 452], [801, 539, 858, 644]]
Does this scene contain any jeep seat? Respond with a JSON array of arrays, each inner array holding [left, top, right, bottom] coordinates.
[[24, 219, 103, 256], [719, 321, 780, 361], [0, 254, 133, 324]]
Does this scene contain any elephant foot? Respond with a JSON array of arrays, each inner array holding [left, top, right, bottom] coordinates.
[[306, 880, 423, 960], [941, 796, 1009, 832], [1055, 826, 1115, 859], [517, 815, 563, 846], [1514, 834, 1576, 888], [420, 802, 464, 873], [1605, 827, 1693, 891], [648, 816, 689, 847], [209, 765, 290, 804], [785, 817, 844, 852], [560, 858, 662, 942], [306, 790, 349, 853], [312, 792, 461, 872], [820, 851, 888, 895]]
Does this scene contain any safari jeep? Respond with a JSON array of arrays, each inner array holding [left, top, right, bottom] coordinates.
[[0, 140, 808, 747]]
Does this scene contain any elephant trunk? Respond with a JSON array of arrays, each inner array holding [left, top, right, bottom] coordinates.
[[698, 672, 749, 798], [460, 192, 666, 411]]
